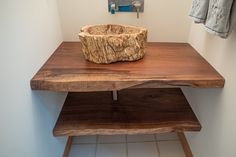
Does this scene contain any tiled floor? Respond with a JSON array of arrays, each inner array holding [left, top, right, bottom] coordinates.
[[69, 133, 185, 157]]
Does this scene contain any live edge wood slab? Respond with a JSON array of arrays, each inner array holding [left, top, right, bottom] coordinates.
[[31, 42, 222, 157], [31, 42, 225, 92], [53, 88, 201, 137]]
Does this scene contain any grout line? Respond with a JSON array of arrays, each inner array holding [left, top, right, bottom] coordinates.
[[73, 140, 178, 145], [94, 135, 98, 157], [73, 143, 97, 145], [154, 135, 161, 157], [73, 134, 178, 144], [126, 140, 156, 143], [125, 135, 129, 157], [157, 139, 179, 142], [98, 142, 125, 144], [133, 141, 158, 144], [73, 138, 179, 146], [98, 141, 156, 144]]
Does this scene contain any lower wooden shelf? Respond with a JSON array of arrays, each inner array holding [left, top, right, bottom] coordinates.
[[53, 88, 201, 136]]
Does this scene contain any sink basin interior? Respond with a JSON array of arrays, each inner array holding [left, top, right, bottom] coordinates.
[[83, 24, 142, 36]]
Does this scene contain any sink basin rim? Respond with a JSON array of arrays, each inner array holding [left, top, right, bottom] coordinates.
[[79, 24, 147, 37]]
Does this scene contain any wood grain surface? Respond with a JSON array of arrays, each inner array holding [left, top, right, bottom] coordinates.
[[31, 42, 225, 92], [53, 88, 201, 136]]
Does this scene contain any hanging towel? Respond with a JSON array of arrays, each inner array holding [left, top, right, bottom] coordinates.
[[189, 0, 236, 38]]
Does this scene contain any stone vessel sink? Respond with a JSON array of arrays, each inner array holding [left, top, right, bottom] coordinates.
[[79, 24, 148, 64]]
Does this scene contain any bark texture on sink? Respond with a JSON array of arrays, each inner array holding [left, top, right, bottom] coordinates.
[[79, 24, 148, 64]]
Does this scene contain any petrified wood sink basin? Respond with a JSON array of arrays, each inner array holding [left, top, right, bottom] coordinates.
[[79, 24, 148, 64]]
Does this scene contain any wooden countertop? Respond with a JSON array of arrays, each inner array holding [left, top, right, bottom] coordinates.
[[31, 42, 225, 92]]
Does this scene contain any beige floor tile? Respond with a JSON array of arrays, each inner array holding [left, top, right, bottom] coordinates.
[[98, 135, 126, 143], [73, 136, 97, 144], [155, 133, 179, 141], [96, 143, 126, 157], [127, 134, 155, 142], [128, 142, 159, 157], [158, 141, 185, 157], [69, 144, 96, 157]]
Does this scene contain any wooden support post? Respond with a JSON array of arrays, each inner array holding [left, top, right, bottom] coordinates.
[[63, 136, 73, 157], [177, 132, 193, 157]]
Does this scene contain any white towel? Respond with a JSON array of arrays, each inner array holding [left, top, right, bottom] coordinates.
[[190, 0, 236, 38]]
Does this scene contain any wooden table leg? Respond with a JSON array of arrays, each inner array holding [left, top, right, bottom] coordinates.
[[177, 132, 193, 157], [63, 136, 74, 157]]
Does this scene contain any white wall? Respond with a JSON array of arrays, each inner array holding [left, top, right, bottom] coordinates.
[[183, 24, 236, 157], [58, 0, 192, 42], [0, 0, 67, 157], [3, 1, 235, 157]]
